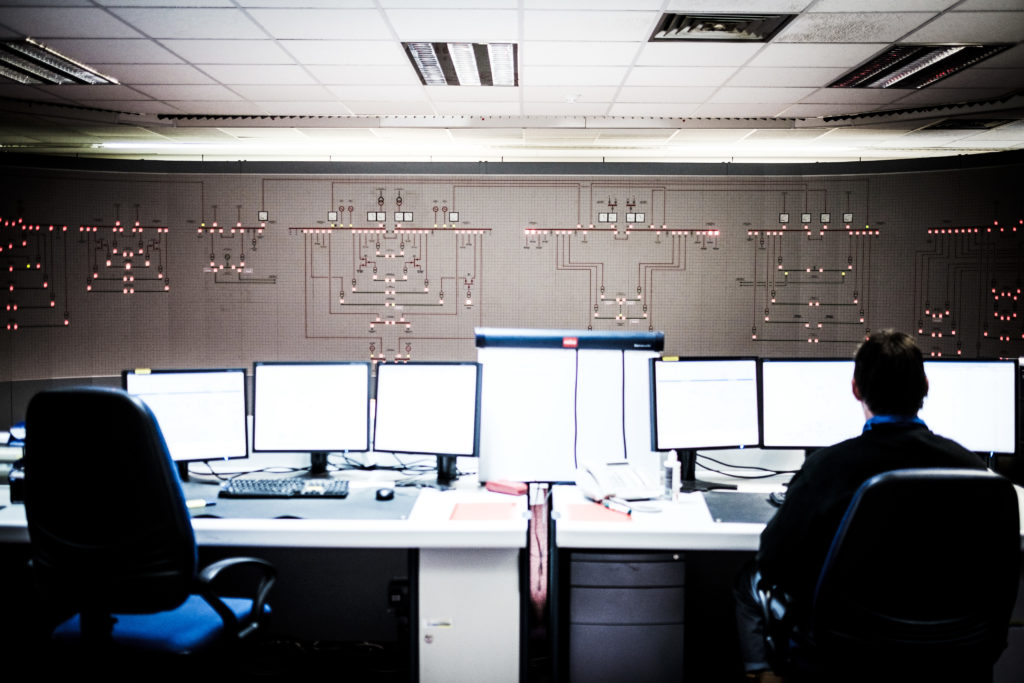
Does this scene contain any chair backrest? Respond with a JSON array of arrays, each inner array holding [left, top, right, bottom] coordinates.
[[808, 467, 1021, 674], [24, 387, 198, 616]]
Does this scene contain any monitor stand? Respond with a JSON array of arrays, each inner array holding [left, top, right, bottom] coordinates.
[[436, 454, 458, 489], [675, 449, 737, 493], [310, 451, 329, 475], [176, 461, 190, 482]]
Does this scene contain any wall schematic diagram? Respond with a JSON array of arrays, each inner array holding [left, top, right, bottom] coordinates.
[[198, 204, 277, 285], [81, 216, 170, 295], [293, 187, 487, 362], [916, 220, 1024, 358], [1, 216, 70, 331]]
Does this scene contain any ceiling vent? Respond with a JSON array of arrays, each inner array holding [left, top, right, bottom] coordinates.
[[649, 14, 795, 42], [0, 38, 119, 85], [403, 42, 517, 86], [830, 44, 1010, 89]]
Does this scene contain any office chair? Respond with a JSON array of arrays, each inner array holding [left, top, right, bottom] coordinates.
[[23, 386, 275, 657], [758, 467, 1021, 683]]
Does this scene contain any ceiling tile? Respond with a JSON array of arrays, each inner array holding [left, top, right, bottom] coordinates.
[[426, 87, 520, 102], [432, 101, 522, 115], [931, 68, 1024, 90], [32, 84, 143, 101], [904, 11, 1024, 43], [776, 103, 857, 117], [636, 42, 763, 67], [307, 65, 419, 86], [977, 44, 1024, 69], [616, 86, 714, 102], [522, 102, 610, 115], [88, 100, 183, 114], [624, 66, 738, 87], [527, 0, 663, 8], [691, 103, 789, 117], [163, 101, 268, 115], [889, 88, 1011, 105], [522, 42, 639, 66], [524, 66, 627, 86], [230, 84, 335, 101], [278, 40, 408, 66], [800, 88, 910, 104], [607, 102, 699, 116], [524, 10, 660, 42], [133, 84, 244, 100], [709, 87, 816, 104], [97, 64, 215, 85], [343, 101, 435, 115], [0, 7, 141, 38], [251, 102, 353, 115], [159, 40, 295, 64], [521, 85, 618, 101], [808, 0, 956, 10], [108, 8, 266, 39], [747, 43, 886, 68], [775, 12, 938, 44], [247, 9, 392, 40], [955, 0, 1024, 8], [41, 39, 183, 65], [200, 64, 316, 85], [665, 0, 812, 10], [385, 9, 518, 42], [325, 84, 426, 102], [95, 0, 234, 5], [728, 67, 848, 88]]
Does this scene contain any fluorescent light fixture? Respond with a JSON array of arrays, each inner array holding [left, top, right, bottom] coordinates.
[[650, 14, 794, 42], [404, 42, 517, 86], [830, 44, 1010, 89], [0, 38, 119, 85]]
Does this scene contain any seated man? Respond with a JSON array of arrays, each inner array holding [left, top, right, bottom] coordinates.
[[734, 330, 985, 681]]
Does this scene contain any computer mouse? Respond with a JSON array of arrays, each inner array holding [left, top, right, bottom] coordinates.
[[376, 487, 395, 501]]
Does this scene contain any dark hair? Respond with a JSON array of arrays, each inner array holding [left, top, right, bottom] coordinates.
[[853, 330, 928, 416]]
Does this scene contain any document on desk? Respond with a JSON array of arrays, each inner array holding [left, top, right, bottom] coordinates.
[[567, 503, 632, 522]]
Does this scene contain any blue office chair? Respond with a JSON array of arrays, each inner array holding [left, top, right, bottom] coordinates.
[[758, 467, 1021, 682], [23, 387, 275, 657]]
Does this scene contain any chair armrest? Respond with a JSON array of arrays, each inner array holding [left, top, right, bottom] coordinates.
[[756, 577, 795, 669], [197, 557, 277, 639]]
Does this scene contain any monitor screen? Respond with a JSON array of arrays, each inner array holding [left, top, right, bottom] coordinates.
[[123, 368, 248, 463], [252, 361, 371, 453], [921, 360, 1017, 454], [761, 359, 863, 449], [373, 362, 481, 457], [651, 358, 760, 450]]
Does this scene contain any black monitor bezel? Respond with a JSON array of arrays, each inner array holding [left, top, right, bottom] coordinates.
[[121, 367, 249, 463], [251, 360, 372, 454], [372, 360, 483, 458], [649, 356, 762, 451], [759, 357, 860, 450]]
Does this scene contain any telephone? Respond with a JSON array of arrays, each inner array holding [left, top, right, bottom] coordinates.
[[576, 461, 661, 502]]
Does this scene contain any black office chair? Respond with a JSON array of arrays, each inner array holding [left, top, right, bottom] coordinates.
[[758, 467, 1021, 683], [23, 387, 275, 660]]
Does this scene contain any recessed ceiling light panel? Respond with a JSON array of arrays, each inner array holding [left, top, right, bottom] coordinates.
[[830, 44, 1011, 89], [0, 38, 119, 85], [404, 42, 518, 87], [649, 14, 795, 42]]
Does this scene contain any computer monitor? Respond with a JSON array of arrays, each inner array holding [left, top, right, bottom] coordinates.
[[761, 359, 863, 449], [252, 361, 371, 473], [373, 361, 481, 487], [650, 357, 760, 491], [122, 368, 248, 480], [921, 359, 1017, 454]]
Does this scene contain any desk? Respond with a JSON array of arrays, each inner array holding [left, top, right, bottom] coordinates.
[[0, 474, 529, 683], [550, 482, 1024, 683]]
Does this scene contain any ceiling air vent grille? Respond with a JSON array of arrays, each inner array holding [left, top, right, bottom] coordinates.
[[0, 38, 119, 85], [649, 14, 795, 42], [830, 44, 1011, 89]]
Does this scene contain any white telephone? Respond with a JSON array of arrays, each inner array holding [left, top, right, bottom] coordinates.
[[576, 461, 660, 501]]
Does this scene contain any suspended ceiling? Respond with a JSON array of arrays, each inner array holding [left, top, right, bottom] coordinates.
[[1, 0, 1023, 164]]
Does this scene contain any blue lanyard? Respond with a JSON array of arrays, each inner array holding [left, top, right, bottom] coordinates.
[[863, 414, 926, 432]]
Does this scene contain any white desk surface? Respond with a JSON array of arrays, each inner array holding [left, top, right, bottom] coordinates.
[[0, 478, 530, 549], [553, 480, 1024, 553]]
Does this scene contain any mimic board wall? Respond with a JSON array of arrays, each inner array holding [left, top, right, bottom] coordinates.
[[1, 155, 1022, 420]]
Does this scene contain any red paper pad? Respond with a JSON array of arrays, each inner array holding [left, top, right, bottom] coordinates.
[[567, 503, 632, 522], [450, 502, 519, 521]]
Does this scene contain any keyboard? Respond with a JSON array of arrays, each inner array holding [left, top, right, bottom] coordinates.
[[218, 478, 350, 499]]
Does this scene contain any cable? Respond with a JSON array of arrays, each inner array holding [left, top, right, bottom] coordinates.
[[697, 453, 800, 474], [696, 454, 800, 479]]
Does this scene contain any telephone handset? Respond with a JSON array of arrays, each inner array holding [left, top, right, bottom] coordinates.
[[576, 461, 660, 502]]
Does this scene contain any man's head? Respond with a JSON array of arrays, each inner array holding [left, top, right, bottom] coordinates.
[[852, 330, 928, 417]]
